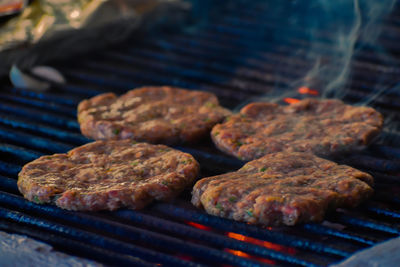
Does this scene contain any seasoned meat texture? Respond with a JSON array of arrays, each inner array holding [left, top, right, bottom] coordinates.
[[212, 98, 383, 161], [18, 140, 199, 211], [78, 86, 231, 144], [192, 152, 373, 226]]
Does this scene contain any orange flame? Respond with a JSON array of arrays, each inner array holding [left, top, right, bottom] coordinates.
[[283, 98, 300, 104], [298, 86, 319, 95], [227, 232, 296, 254], [186, 221, 213, 231], [225, 249, 275, 265]]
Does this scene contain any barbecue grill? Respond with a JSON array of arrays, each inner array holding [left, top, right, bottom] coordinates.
[[1, 1, 400, 266]]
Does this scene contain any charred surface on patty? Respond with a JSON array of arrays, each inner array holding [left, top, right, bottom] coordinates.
[[192, 152, 373, 226], [78, 86, 231, 144], [211, 98, 383, 161], [18, 140, 199, 211]]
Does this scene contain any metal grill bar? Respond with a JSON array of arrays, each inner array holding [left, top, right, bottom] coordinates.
[[155, 25, 398, 78], [8, 87, 80, 106], [0, 178, 348, 265], [0, 103, 79, 130], [0, 207, 203, 267], [65, 35, 396, 113], [0, 93, 76, 117], [113, 210, 322, 266], [301, 224, 377, 246], [344, 155, 400, 172], [163, 32, 389, 75], [0, 144, 42, 162], [63, 81, 132, 97], [0, 192, 269, 267], [0, 160, 21, 177], [0, 126, 74, 153], [0, 114, 89, 145], [151, 203, 353, 258], [332, 212, 400, 235], [0, 220, 155, 267], [110, 44, 400, 106], [365, 202, 400, 219]]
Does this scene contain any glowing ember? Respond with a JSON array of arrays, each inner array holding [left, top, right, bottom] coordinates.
[[283, 98, 300, 104], [227, 232, 296, 255], [186, 221, 213, 231], [225, 249, 275, 265], [226, 249, 249, 257], [298, 86, 319, 95]]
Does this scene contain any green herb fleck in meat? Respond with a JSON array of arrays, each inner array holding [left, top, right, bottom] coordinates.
[[203, 117, 211, 122], [131, 160, 139, 166], [215, 203, 223, 211], [213, 131, 220, 136], [162, 181, 169, 186], [205, 102, 217, 108], [259, 167, 267, 172], [246, 210, 254, 217], [228, 197, 237, 203], [235, 140, 243, 147], [181, 158, 192, 164], [113, 128, 121, 135], [33, 196, 43, 204], [131, 140, 138, 145]]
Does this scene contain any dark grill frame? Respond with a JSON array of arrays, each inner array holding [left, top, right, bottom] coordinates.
[[1, 1, 400, 266]]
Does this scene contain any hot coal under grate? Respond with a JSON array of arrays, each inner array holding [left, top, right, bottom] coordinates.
[[1, 1, 400, 266]]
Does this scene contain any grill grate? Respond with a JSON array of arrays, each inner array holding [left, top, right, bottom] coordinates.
[[1, 1, 400, 266]]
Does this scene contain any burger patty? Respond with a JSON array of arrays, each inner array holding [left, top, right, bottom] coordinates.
[[192, 152, 373, 226], [18, 140, 199, 211], [211, 98, 383, 161], [78, 86, 231, 144]]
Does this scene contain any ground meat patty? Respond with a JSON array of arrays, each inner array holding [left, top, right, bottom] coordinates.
[[211, 98, 383, 161], [192, 152, 373, 226], [78, 86, 231, 144], [18, 140, 199, 211]]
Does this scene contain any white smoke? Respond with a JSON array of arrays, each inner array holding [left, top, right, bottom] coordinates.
[[258, 0, 397, 104]]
